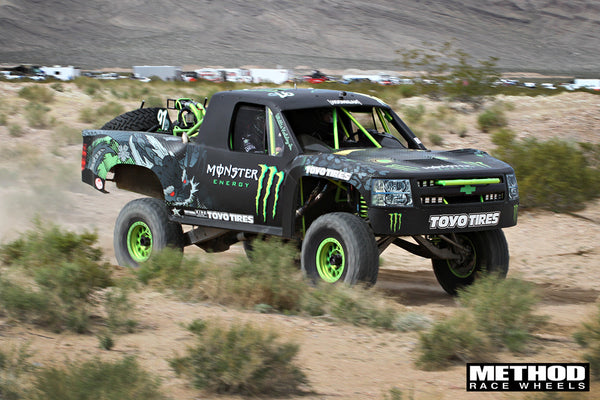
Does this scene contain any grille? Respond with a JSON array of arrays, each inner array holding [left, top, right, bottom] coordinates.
[[418, 177, 505, 206]]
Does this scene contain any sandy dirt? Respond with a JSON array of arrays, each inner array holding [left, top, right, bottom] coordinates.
[[0, 82, 599, 399]]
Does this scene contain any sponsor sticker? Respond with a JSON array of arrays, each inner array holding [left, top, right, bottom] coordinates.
[[183, 209, 255, 224], [467, 363, 589, 392], [429, 211, 500, 229], [305, 165, 351, 181]]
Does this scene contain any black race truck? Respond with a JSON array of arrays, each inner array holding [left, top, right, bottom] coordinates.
[[81, 88, 519, 294]]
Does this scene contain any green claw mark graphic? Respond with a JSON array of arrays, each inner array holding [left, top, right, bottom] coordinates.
[[256, 164, 285, 222], [389, 213, 402, 232]]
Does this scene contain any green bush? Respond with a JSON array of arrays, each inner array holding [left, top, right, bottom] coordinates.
[[477, 108, 507, 132], [574, 303, 600, 380], [399, 104, 426, 124], [78, 107, 96, 124], [18, 86, 55, 103], [492, 129, 600, 211], [428, 133, 444, 146], [96, 101, 125, 118], [8, 124, 23, 137], [0, 344, 34, 400], [416, 275, 545, 370], [170, 320, 308, 395], [30, 357, 166, 400], [25, 103, 53, 129], [0, 221, 113, 332], [0, 112, 6, 126], [458, 276, 546, 352], [227, 237, 304, 312]]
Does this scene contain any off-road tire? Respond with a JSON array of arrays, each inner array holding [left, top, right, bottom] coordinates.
[[301, 212, 378, 285], [114, 197, 184, 267], [431, 229, 509, 295], [101, 107, 164, 131]]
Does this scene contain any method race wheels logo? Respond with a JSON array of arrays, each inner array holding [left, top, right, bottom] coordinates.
[[467, 363, 589, 392], [255, 164, 284, 222]]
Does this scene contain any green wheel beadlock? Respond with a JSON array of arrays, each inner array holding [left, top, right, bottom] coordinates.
[[127, 221, 153, 262], [316, 238, 345, 283]]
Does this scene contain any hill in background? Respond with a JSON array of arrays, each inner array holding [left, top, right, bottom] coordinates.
[[0, 0, 599, 74]]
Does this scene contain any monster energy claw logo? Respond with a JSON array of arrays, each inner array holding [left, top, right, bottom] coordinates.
[[389, 213, 402, 232], [255, 164, 284, 222]]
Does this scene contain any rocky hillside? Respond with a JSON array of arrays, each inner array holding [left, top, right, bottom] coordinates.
[[0, 0, 599, 73]]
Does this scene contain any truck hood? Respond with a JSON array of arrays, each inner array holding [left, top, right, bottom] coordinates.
[[301, 148, 513, 191]]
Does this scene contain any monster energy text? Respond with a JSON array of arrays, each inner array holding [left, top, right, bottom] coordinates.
[[389, 213, 402, 232], [255, 164, 284, 222]]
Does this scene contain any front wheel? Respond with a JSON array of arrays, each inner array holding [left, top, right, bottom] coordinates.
[[114, 198, 184, 267], [301, 213, 378, 285], [431, 229, 509, 295]]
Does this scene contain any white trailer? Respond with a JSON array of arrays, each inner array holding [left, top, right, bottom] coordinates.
[[40, 65, 81, 81], [133, 66, 182, 81], [248, 69, 291, 84], [573, 79, 600, 90]]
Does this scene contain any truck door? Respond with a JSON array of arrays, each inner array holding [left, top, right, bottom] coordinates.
[[203, 103, 291, 230]]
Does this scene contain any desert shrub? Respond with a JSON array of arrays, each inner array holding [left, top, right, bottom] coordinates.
[[0, 344, 34, 400], [1, 220, 103, 268], [18, 85, 55, 103], [53, 125, 81, 146], [50, 82, 64, 92], [74, 77, 101, 96], [78, 107, 96, 123], [458, 276, 546, 352], [0, 112, 6, 126], [30, 356, 165, 400], [477, 108, 507, 132], [399, 104, 426, 124], [492, 129, 600, 211], [0, 221, 113, 332], [417, 312, 493, 370], [144, 96, 164, 107], [170, 320, 308, 395], [103, 286, 137, 333], [429, 133, 444, 146], [227, 238, 304, 312], [96, 101, 125, 118], [417, 275, 545, 370], [8, 124, 23, 137], [25, 103, 53, 129], [574, 303, 600, 380]]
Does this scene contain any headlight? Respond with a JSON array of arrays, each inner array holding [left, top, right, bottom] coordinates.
[[371, 178, 413, 207], [506, 173, 519, 200]]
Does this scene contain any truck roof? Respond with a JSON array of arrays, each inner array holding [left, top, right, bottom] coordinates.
[[210, 88, 389, 111]]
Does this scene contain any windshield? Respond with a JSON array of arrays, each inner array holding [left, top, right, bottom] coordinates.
[[283, 106, 410, 153]]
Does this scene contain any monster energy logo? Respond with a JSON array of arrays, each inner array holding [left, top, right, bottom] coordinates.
[[255, 164, 284, 222], [389, 213, 402, 232]]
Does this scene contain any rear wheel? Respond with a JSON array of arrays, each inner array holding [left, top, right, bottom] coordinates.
[[301, 212, 378, 285], [114, 198, 184, 267], [431, 229, 509, 295]]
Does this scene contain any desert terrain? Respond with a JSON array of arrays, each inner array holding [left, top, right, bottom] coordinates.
[[0, 80, 599, 399]]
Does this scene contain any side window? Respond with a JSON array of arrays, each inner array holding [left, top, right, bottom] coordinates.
[[231, 104, 267, 153], [231, 104, 284, 156]]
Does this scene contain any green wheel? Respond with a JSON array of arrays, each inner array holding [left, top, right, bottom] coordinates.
[[301, 212, 378, 285], [114, 198, 184, 267], [126, 221, 153, 263], [431, 229, 509, 295], [315, 238, 345, 282]]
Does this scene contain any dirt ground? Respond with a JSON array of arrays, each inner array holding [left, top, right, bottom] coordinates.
[[0, 82, 599, 399]]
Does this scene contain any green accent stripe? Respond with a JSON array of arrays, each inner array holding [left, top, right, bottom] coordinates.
[[436, 178, 500, 186]]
